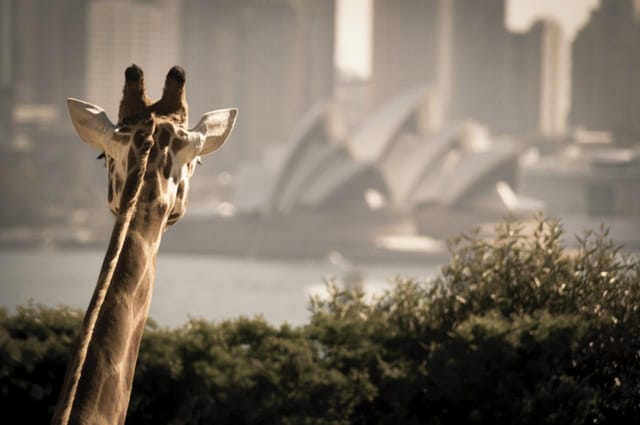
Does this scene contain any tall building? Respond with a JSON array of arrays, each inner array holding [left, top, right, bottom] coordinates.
[[0, 0, 16, 145], [11, 0, 87, 121], [570, 0, 640, 143], [510, 19, 568, 136], [182, 0, 335, 163], [370, 0, 449, 108], [86, 0, 181, 118], [537, 20, 568, 135], [367, 0, 568, 137], [447, 0, 514, 133]]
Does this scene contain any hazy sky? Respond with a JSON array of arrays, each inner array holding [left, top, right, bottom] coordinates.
[[335, 0, 601, 78]]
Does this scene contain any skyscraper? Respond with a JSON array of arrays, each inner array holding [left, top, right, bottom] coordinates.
[[570, 0, 640, 143], [370, 0, 449, 108], [0, 0, 15, 145], [510, 19, 568, 136], [86, 0, 181, 118], [447, 0, 513, 132], [369, 0, 568, 136], [182, 0, 335, 163], [536, 19, 568, 136], [11, 0, 87, 121]]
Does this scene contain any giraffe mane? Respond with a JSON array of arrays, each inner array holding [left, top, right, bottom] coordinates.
[[54, 65, 237, 424], [51, 123, 155, 425]]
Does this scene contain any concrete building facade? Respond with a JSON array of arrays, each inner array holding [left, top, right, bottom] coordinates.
[[86, 0, 181, 118], [537, 19, 568, 136], [0, 0, 16, 146], [182, 0, 335, 164], [369, 0, 569, 137], [9, 0, 87, 122], [370, 0, 449, 109], [570, 0, 640, 144], [511, 19, 568, 136], [447, 0, 513, 133]]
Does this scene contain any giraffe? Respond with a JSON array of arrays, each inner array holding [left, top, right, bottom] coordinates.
[[51, 64, 237, 425]]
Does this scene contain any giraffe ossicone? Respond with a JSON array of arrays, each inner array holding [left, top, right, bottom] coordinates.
[[67, 97, 237, 221], [52, 65, 237, 425]]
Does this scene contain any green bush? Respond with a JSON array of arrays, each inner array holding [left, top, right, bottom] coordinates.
[[0, 305, 82, 423], [1, 216, 638, 424]]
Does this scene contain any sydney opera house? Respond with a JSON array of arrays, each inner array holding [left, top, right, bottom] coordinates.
[[2, 0, 639, 259]]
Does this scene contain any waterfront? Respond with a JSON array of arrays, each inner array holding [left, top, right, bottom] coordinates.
[[0, 248, 441, 327]]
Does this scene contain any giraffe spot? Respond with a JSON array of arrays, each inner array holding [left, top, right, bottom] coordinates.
[[72, 345, 107, 413], [167, 211, 183, 225], [116, 235, 149, 290], [125, 318, 148, 384], [171, 136, 188, 152], [147, 179, 161, 200], [162, 154, 173, 179], [120, 173, 141, 211], [133, 130, 145, 148], [115, 176, 124, 193], [176, 180, 185, 201], [92, 300, 132, 367], [127, 148, 137, 171], [152, 126, 161, 144], [148, 143, 159, 163], [156, 201, 169, 219], [97, 373, 122, 418], [144, 170, 156, 182], [158, 128, 171, 149]]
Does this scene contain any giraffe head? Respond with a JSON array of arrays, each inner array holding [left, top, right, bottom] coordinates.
[[67, 65, 237, 229]]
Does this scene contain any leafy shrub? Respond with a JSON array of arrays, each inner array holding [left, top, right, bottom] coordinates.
[[1, 216, 638, 424], [0, 304, 82, 423]]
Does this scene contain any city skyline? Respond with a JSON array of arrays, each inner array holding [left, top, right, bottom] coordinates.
[[336, 0, 600, 78], [1, 0, 638, 262]]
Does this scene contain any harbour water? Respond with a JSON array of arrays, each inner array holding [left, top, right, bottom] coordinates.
[[0, 249, 441, 327]]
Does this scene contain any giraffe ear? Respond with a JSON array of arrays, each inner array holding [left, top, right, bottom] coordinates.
[[67, 98, 116, 151], [189, 108, 238, 156]]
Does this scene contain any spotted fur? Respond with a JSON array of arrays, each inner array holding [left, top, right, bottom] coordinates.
[[52, 65, 236, 425]]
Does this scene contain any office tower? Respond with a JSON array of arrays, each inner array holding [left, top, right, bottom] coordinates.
[[86, 0, 181, 118], [182, 0, 335, 162], [511, 19, 567, 135], [447, 0, 514, 133], [0, 0, 15, 145], [368, 0, 568, 136], [11, 0, 87, 121], [570, 0, 640, 143], [370, 0, 449, 108]]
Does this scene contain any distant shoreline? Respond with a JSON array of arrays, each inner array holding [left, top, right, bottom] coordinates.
[[1, 211, 638, 264]]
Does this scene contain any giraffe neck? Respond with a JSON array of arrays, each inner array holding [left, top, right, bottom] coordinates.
[[52, 141, 167, 425]]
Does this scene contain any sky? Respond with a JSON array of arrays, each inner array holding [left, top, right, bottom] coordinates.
[[335, 0, 601, 78]]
